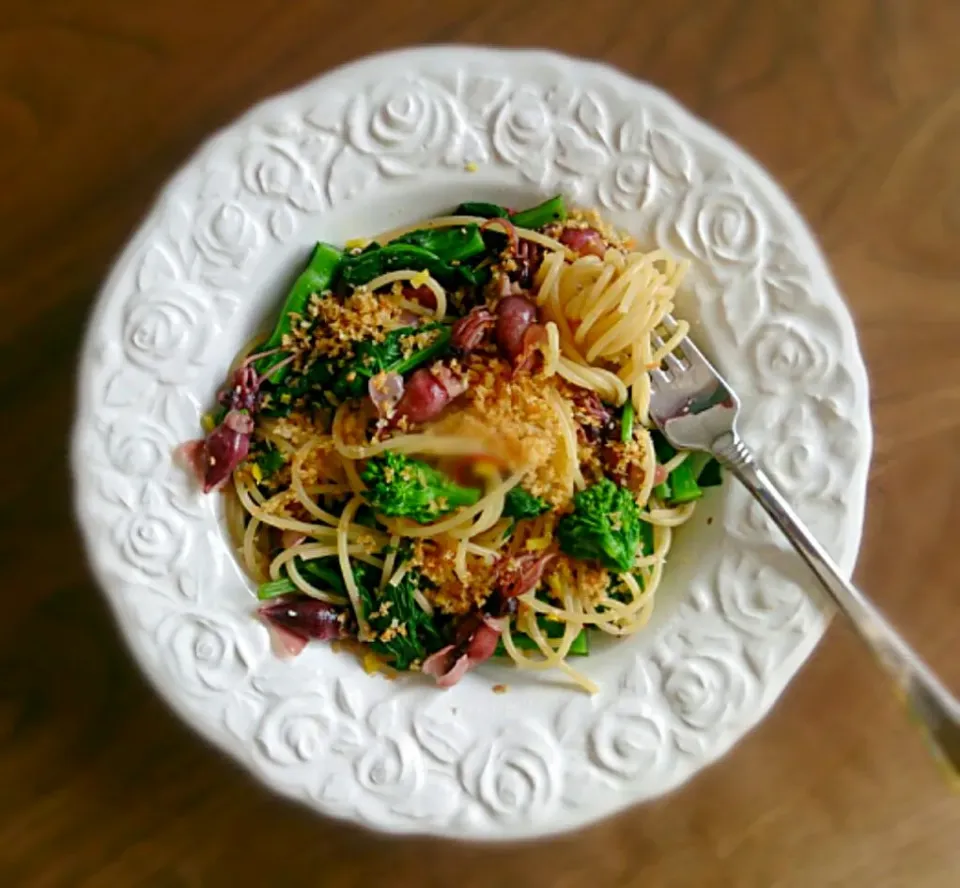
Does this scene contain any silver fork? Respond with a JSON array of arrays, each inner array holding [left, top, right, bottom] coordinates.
[[649, 315, 960, 784]]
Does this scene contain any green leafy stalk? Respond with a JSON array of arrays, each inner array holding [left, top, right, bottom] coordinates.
[[388, 326, 452, 376], [356, 566, 445, 670], [330, 328, 408, 400], [495, 619, 590, 657], [256, 577, 298, 600], [330, 324, 450, 400], [607, 564, 650, 603], [697, 459, 723, 487], [638, 517, 653, 557], [509, 195, 567, 229], [258, 358, 335, 418], [353, 504, 381, 530], [456, 196, 567, 235], [339, 244, 458, 288], [456, 264, 492, 287], [687, 452, 723, 488], [650, 429, 676, 463], [503, 486, 550, 520], [455, 201, 509, 218], [392, 225, 486, 262], [651, 431, 711, 505], [298, 558, 347, 594], [652, 479, 672, 502], [361, 452, 482, 523], [621, 401, 635, 443], [651, 429, 676, 501], [258, 242, 343, 382], [557, 478, 642, 572], [665, 460, 703, 505], [257, 556, 352, 600], [253, 442, 286, 480]]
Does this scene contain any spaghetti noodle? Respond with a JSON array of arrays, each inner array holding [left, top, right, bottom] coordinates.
[[178, 195, 721, 692]]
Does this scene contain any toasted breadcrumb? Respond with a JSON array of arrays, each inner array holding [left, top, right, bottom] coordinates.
[[411, 540, 495, 615], [284, 289, 405, 362], [400, 328, 441, 359], [546, 554, 610, 604]]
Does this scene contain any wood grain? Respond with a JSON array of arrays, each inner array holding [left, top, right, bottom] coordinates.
[[1, 1, 959, 885]]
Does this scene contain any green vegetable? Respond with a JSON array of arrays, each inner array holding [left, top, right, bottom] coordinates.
[[651, 429, 675, 501], [388, 325, 451, 376], [339, 244, 457, 288], [455, 201, 509, 218], [258, 242, 343, 382], [463, 197, 567, 256], [698, 459, 723, 488], [509, 195, 567, 230], [650, 432, 706, 504], [651, 429, 675, 463], [620, 401, 635, 444], [687, 452, 723, 488], [361, 452, 482, 523], [353, 504, 381, 530], [256, 577, 298, 600], [392, 225, 486, 263], [356, 566, 445, 670], [298, 557, 347, 595], [652, 479, 671, 502], [259, 358, 335, 418], [254, 442, 286, 480], [330, 323, 449, 400], [557, 478, 643, 572], [566, 629, 590, 656], [264, 557, 448, 671], [503, 487, 550, 520], [456, 264, 491, 287], [495, 620, 590, 657], [639, 517, 653, 557], [258, 558, 351, 600], [607, 566, 649, 603], [665, 461, 703, 505], [330, 328, 407, 400]]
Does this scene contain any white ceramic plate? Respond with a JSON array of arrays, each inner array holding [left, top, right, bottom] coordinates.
[[72, 46, 871, 839]]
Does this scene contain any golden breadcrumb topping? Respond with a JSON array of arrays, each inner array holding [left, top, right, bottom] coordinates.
[[545, 554, 610, 604], [411, 540, 495, 615], [283, 289, 405, 361]]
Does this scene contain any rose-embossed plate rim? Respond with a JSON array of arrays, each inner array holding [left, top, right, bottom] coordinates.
[[72, 46, 872, 839]]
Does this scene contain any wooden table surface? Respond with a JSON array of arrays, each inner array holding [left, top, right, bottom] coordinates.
[[2, 1, 959, 885]]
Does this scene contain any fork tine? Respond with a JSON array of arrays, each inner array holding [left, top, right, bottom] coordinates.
[[649, 313, 740, 450], [651, 329, 686, 374], [649, 367, 669, 390], [663, 313, 713, 370]]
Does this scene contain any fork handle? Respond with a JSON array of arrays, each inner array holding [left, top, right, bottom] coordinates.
[[713, 431, 960, 782]]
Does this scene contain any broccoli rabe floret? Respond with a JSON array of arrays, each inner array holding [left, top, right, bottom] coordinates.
[[361, 452, 481, 523], [503, 486, 550, 520], [557, 478, 643, 572]]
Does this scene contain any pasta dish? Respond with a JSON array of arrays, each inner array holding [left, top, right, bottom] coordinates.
[[178, 196, 721, 692]]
